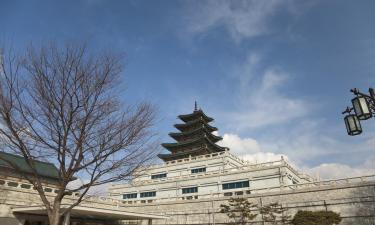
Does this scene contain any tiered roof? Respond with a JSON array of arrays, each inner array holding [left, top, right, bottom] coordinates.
[[158, 103, 228, 162]]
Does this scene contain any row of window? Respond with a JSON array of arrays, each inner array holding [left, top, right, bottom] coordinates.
[[224, 190, 251, 196], [123, 191, 157, 199], [182, 187, 198, 194], [222, 181, 249, 190], [150, 167, 207, 179], [191, 167, 206, 174], [0, 179, 80, 196], [151, 173, 167, 179], [140, 191, 156, 198], [123, 193, 137, 199], [123, 181, 250, 199], [123, 188, 198, 199]]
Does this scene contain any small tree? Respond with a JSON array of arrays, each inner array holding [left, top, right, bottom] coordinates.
[[260, 202, 291, 225], [291, 210, 342, 225], [220, 197, 258, 225], [0, 43, 157, 225]]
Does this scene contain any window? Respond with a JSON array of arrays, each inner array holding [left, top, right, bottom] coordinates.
[[191, 167, 206, 174], [224, 192, 233, 196], [222, 181, 249, 190], [21, 184, 31, 189], [123, 193, 137, 199], [182, 187, 198, 194], [151, 173, 167, 179], [140, 191, 156, 198], [7, 182, 18, 187]]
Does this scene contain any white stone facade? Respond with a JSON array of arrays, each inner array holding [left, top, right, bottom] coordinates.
[[109, 151, 314, 203]]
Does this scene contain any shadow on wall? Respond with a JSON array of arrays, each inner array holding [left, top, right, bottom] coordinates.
[[352, 183, 375, 225]]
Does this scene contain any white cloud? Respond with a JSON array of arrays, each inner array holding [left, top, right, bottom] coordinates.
[[184, 0, 287, 42], [220, 133, 260, 155], [220, 133, 286, 164], [308, 163, 375, 180], [220, 132, 375, 180], [222, 53, 310, 130], [212, 52, 375, 181], [179, 0, 374, 182]]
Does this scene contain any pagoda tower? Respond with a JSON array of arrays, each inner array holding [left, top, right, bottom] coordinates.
[[158, 102, 228, 162]]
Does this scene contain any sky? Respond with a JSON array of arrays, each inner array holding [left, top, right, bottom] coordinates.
[[1, 0, 375, 180]]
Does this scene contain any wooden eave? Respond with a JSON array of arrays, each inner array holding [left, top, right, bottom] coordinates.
[[161, 136, 226, 152], [174, 119, 218, 132], [169, 127, 222, 142], [178, 110, 214, 123]]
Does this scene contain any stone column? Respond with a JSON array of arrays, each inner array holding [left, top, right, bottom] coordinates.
[[147, 219, 152, 225]]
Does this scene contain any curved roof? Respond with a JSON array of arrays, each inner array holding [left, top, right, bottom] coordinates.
[[174, 118, 218, 132], [161, 136, 226, 152], [178, 109, 214, 123], [158, 146, 221, 161], [0, 152, 60, 180], [169, 126, 222, 142]]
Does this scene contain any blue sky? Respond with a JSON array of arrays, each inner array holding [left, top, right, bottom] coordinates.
[[1, 0, 375, 179]]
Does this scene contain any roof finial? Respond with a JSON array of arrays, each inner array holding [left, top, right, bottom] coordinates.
[[194, 101, 198, 111]]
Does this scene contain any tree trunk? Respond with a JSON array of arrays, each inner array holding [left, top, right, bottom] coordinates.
[[48, 211, 60, 225], [48, 202, 62, 225]]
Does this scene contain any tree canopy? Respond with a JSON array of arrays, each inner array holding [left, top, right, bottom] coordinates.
[[291, 210, 342, 225], [220, 197, 258, 225], [0, 42, 157, 225]]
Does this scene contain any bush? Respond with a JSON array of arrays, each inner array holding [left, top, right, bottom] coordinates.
[[291, 210, 342, 225]]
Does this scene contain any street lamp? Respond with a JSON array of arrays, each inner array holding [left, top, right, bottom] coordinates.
[[342, 88, 375, 136]]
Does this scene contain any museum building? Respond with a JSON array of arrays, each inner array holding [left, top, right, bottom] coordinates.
[[1, 105, 374, 225], [109, 106, 315, 203]]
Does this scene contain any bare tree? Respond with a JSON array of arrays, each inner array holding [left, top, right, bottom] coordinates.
[[220, 197, 258, 225], [0, 43, 157, 225], [260, 202, 291, 225]]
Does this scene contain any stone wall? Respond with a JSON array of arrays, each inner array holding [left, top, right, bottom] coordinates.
[[125, 180, 375, 225], [1, 177, 374, 225]]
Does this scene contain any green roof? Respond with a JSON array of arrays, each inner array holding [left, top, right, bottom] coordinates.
[[158, 147, 220, 161], [178, 109, 214, 123], [161, 136, 227, 152], [0, 152, 60, 180], [174, 118, 218, 132], [169, 126, 222, 142]]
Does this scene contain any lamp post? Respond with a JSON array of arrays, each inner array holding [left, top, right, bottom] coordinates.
[[342, 88, 375, 136]]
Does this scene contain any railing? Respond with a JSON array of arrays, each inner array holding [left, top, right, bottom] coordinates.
[[116, 152, 317, 189], [140, 151, 245, 170], [112, 174, 375, 205], [1, 174, 375, 208], [119, 158, 292, 187]]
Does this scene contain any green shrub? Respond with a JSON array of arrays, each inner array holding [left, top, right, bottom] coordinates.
[[291, 210, 342, 225]]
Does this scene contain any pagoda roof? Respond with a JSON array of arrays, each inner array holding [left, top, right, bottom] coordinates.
[[161, 136, 226, 152], [169, 127, 222, 142], [158, 146, 223, 162], [174, 118, 218, 132], [178, 109, 214, 123]]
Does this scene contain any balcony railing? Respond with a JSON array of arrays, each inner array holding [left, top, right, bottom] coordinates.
[[1, 174, 375, 208]]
